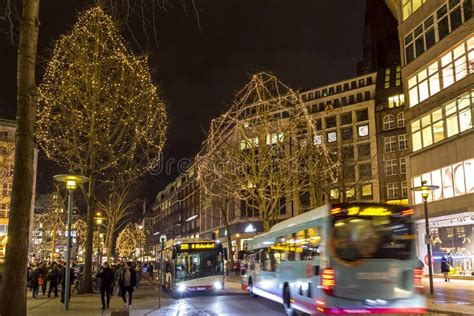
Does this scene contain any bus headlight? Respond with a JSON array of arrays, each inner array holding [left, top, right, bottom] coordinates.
[[178, 284, 186, 292], [214, 281, 223, 290]]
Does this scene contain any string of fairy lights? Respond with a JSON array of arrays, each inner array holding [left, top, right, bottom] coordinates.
[[36, 6, 167, 180], [196, 72, 338, 228]]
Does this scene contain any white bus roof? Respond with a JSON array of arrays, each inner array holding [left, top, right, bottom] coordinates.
[[248, 204, 332, 250]]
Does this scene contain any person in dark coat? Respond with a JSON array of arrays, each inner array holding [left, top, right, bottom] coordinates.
[[119, 262, 137, 308], [47, 262, 60, 298], [30, 265, 41, 298], [441, 252, 453, 282], [39, 262, 48, 295], [97, 261, 115, 309], [60, 263, 75, 303]]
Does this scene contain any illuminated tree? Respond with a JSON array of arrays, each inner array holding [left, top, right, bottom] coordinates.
[[73, 218, 88, 257], [197, 72, 334, 232], [36, 7, 167, 292], [116, 223, 145, 259]]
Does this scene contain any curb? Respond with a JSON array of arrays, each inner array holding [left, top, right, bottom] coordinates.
[[428, 309, 473, 315]]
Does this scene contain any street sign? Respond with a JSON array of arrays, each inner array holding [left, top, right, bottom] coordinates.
[[424, 234, 432, 244]]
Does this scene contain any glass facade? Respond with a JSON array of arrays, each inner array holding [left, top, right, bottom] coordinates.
[[402, 0, 427, 21], [404, 0, 472, 63], [411, 90, 473, 152], [416, 213, 474, 276], [408, 35, 473, 108], [412, 158, 474, 204]]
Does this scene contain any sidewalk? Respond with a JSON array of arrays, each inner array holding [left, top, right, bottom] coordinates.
[[423, 278, 474, 315], [27, 278, 244, 316]]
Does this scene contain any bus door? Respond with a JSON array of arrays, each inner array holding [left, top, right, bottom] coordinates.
[[328, 209, 416, 302]]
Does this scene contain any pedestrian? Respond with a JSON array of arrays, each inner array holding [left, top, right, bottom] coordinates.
[[97, 261, 115, 310], [135, 262, 142, 288], [441, 252, 453, 282], [234, 260, 240, 276], [40, 261, 48, 295], [147, 263, 154, 282], [48, 262, 60, 298], [119, 262, 137, 309], [60, 263, 75, 303], [115, 262, 124, 296], [30, 265, 41, 298]]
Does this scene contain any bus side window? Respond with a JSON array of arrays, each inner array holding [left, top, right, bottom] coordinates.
[[263, 250, 274, 272]]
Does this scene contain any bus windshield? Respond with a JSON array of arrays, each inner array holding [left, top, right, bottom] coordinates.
[[175, 249, 224, 281], [332, 212, 414, 262]]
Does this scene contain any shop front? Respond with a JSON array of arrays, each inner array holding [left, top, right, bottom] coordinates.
[[416, 212, 474, 277]]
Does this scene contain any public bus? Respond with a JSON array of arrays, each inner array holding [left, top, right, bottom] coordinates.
[[161, 238, 226, 295], [240, 203, 426, 315]]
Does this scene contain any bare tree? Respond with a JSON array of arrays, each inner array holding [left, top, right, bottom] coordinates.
[[197, 72, 333, 232], [97, 179, 136, 262], [36, 7, 167, 292]]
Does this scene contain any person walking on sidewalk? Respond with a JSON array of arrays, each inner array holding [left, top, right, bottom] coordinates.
[[119, 262, 137, 308], [30, 265, 41, 298], [97, 261, 115, 310], [47, 262, 60, 298], [441, 252, 454, 282]]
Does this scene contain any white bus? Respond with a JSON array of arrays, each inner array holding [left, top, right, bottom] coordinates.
[[240, 203, 426, 315], [162, 238, 226, 295]]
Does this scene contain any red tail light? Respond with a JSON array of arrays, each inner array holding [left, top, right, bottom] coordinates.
[[413, 268, 424, 294], [321, 268, 335, 296]]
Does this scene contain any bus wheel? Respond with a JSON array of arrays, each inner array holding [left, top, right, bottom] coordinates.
[[283, 285, 295, 316], [248, 278, 258, 298]]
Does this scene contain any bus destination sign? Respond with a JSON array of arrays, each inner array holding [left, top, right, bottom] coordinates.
[[179, 242, 216, 251]]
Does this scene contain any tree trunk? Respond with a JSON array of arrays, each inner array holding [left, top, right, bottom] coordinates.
[[51, 227, 56, 261], [106, 222, 114, 262], [80, 176, 95, 293], [221, 206, 234, 268], [0, 1, 40, 315]]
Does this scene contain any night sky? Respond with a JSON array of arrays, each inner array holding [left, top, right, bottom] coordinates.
[[0, 0, 365, 203]]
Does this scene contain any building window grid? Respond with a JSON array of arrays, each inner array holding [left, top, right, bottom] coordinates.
[[411, 90, 473, 152], [401, 181, 408, 197], [399, 134, 408, 150], [408, 35, 473, 108], [402, 0, 427, 21], [384, 136, 397, 153], [400, 158, 407, 174], [387, 182, 400, 199], [397, 112, 406, 127], [404, 0, 470, 63], [383, 114, 396, 130], [388, 94, 405, 108], [385, 159, 399, 176]]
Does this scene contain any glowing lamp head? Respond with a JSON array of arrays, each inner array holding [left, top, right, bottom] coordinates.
[[138, 225, 144, 230], [96, 219, 103, 225], [420, 187, 430, 199], [66, 179, 77, 190]]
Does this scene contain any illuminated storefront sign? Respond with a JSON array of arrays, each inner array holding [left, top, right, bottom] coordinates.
[[412, 158, 474, 204], [270, 244, 303, 253], [179, 242, 216, 251]]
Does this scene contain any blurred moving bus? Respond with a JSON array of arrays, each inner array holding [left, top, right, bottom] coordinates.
[[240, 203, 425, 315], [162, 238, 226, 295]]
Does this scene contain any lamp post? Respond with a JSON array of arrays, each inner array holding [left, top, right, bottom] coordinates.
[[138, 225, 144, 262], [94, 211, 106, 267], [411, 180, 439, 295], [53, 174, 88, 310]]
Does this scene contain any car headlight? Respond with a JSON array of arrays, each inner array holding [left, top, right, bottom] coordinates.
[[178, 283, 186, 292], [214, 281, 223, 290]]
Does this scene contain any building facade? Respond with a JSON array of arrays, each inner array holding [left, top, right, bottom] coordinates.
[[386, 0, 473, 276]]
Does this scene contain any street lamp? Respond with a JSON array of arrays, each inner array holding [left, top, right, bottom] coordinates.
[[53, 174, 88, 310], [94, 211, 106, 267], [411, 180, 439, 295], [138, 225, 144, 262]]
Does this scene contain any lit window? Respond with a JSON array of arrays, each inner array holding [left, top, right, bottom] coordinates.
[[401, 181, 408, 197], [388, 94, 405, 108], [358, 125, 369, 137], [361, 184, 372, 197], [383, 114, 396, 130], [408, 35, 472, 107], [266, 132, 284, 145], [327, 131, 337, 143], [330, 189, 339, 200], [313, 135, 322, 145]]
